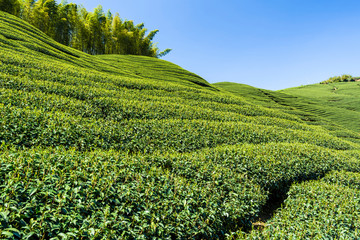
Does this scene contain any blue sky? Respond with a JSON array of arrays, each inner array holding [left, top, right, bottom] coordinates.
[[69, 0, 360, 90]]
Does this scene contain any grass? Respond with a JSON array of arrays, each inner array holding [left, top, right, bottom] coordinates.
[[0, 10, 360, 239]]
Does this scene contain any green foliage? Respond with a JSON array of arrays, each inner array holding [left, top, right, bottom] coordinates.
[[1, 10, 360, 238], [2, 1, 170, 57], [217, 81, 360, 137], [1, 104, 354, 153], [320, 74, 360, 84], [321, 170, 360, 190], [0, 0, 20, 16], [280, 81, 360, 133], [247, 180, 360, 239], [152, 143, 360, 195], [0, 147, 266, 239]]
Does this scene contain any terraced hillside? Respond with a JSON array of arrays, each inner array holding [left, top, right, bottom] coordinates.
[[215, 82, 360, 145], [1, 11, 360, 239], [281, 82, 360, 132]]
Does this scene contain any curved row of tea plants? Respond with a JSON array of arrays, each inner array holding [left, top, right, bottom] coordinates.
[[1, 104, 356, 153], [0, 147, 266, 239], [0, 86, 323, 132], [0, 53, 301, 123], [147, 143, 360, 195], [246, 178, 360, 239], [1, 143, 359, 238]]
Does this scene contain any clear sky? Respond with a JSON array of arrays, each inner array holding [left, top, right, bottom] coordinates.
[[69, 0, 360, 90]]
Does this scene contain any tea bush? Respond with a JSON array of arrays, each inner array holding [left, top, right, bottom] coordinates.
[[247, 181, 360, 239], [0, 147, 266, 239]]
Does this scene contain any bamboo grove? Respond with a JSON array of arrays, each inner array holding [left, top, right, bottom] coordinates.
[[0, 0, 171, 57]]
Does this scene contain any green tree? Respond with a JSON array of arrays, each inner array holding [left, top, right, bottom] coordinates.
[[0, 0, 21, 16], [111, 13, 126, 54], [21, 0, 35, 22], [31, 0, 58, 37], [55, 2, 77, 45], [71, 6, 91, 53], [4, 0, 171, 57], [90, 5, 106, 54]]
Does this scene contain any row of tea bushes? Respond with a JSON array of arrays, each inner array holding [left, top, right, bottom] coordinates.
[[321, 170, 360, 190], [0, 86, 319, 132], [147, 143, 360, 195], [0, 28, 303, 124], [3, 65, 359, 144], [0, 46, 209, 95], [0, 67, 300, 123], [1, 143, 359, 239], [0, 104, 356, 153], [0, 147, 266, 239], [247, 180, 360, 239]]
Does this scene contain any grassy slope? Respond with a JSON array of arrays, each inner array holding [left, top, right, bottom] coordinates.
[[214, 81, 360, 144], [280, 82, 360, 132], [1, 11, 360, 239]]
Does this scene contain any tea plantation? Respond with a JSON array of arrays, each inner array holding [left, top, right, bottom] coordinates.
[[1, 11, 360, 239]]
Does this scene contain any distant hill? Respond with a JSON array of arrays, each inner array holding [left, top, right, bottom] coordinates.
[[1, 10, 360, 239], [215, 81, 360, 141], [280, 82, 360, 133]]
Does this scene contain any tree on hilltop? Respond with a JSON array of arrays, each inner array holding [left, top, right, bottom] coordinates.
[[0, 0, 171, 58]]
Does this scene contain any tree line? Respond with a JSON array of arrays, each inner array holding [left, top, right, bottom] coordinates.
[[320, 74, 360, 84], [0, 0, 171, 57]]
